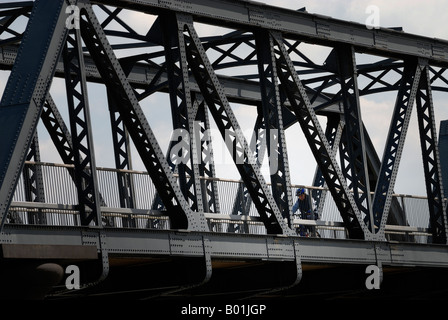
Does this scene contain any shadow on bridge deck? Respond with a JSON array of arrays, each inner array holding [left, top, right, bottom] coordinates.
[[27, 255, 448, 301]]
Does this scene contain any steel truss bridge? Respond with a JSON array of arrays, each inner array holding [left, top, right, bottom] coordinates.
[[0, 0, 448, 300]]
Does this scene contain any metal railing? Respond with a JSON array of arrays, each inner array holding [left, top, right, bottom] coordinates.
[[8, 161, 440, 243]]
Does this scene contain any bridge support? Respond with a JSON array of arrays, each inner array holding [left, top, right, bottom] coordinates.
[[332, 45, 374, 238], [312, 115, 344, 220], [0, 0, 69, 229], [180, 13, 291, 235], [440, 121, 448, 198], [78, 2, 208, 232], [255, 30, 294, 227], [161, 13, 205, 214], [416, 62, 448, 244], [271, 31, 368, 240]]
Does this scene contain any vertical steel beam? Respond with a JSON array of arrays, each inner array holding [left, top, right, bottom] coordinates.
[[160, 14, 204, 213], [41, 95, 75, 165], [23, 132, 46, 224], [440, 120, 448, 200], [41, 93, 108, 210], [255, 30, 294, 227], [334, 45, 374, 237], [0, 0, 68, 228], [372, 60, 421, 237], [63, 28, 103, 227], [416, 62, 448, 244], [271, 31, 367, 239], [108, 90, 136, 227], [181, 14, 291, 235], [193, 96, 220, 213]]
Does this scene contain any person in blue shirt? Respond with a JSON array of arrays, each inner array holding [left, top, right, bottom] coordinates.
[[292, 188, 317, 236]]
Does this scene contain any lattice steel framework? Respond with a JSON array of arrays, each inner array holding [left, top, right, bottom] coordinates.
[[0, 0, 447, 245]]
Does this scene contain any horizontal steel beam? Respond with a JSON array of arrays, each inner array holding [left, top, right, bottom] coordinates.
[[9, 201, 431, 234], [0, 44, 339, 115], [0, 243, 98, 260], [94, 0, 448, 67], [1, 223, 447, 268]]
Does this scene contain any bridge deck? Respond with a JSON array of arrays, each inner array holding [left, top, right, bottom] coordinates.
[[2, 162, 447, 299], [1, 221, 447, 299]]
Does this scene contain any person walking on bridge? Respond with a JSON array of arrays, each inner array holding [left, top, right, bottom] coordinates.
[[292, 188, 318, 237]]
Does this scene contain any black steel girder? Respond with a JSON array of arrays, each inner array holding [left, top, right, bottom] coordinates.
[[372, 60, 422, 236], [311, 115, 344, 218], [78, 2, 207, 232], [332, 45, 374, 235], [180, 13, 291, 235], [160, 14, 204, 214], [0, 0, 69, 228], [108, 89, 137, 227], [255, 30, 294, 226], [271, 31, 369, 240], [416, 62, 448, 244], [63, 28, 103, 226], [22, 133, 46, 225]]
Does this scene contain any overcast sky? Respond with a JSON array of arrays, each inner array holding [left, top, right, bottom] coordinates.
[[2, 0, 448, 198]]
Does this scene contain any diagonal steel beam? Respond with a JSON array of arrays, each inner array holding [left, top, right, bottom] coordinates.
[[311, 114, 344, 219], [271, 31, 369, 240], [41, 95, 74, 164], [180, 13, 291, 235], [193, 95, 221, 214], [41, 93, 109, 211], [78, 2, 207, 232], [0, 0, 69, 228], [334, 45, 374, 235], [90, 0, 448, 67], [416, 61, 448, 244], [63, 27, 103, 227], [373, 60, 421, 237], [23, 132, 46, 225], [160, 14, 204, 214], [255, 30, 294, 227]]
